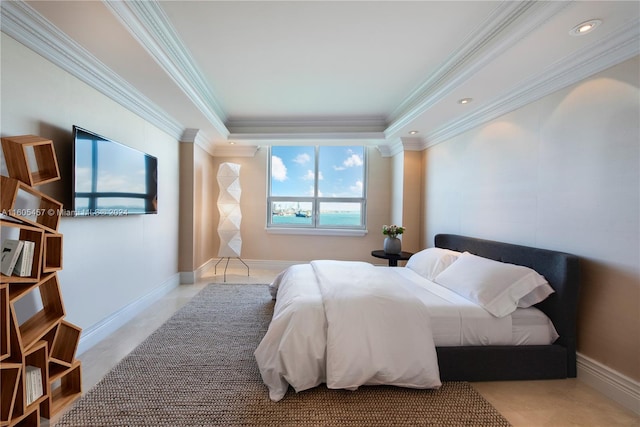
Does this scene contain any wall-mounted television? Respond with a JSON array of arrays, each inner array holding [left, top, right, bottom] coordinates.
[[72, 126, 158, 216]]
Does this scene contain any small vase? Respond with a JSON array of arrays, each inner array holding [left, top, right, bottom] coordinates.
[[383, 236, 402, 255]]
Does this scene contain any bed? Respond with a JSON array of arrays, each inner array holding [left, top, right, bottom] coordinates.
[[255, 234, 579, 401]]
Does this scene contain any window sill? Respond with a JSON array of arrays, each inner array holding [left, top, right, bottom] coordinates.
[[266, 227, 368, 237]]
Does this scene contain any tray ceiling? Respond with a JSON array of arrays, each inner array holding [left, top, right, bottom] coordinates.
[[2, 1, 639, 154]]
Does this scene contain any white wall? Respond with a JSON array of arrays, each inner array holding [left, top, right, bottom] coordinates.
[[1, 34, 180, 342], [422, 56, 640, 380]]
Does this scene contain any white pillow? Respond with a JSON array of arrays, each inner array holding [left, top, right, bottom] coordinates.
[[405, 248, 461, 281], [433, 252, 553, 318], [518, 282, 555, 308]]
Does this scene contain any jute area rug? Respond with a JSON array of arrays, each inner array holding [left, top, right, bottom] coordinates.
[[55, 284, 511, 427]]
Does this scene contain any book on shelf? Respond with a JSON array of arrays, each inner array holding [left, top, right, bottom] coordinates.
[[13, 240, 35, 277], [1, 239, 24, 276], [25, 365, 43, 405]]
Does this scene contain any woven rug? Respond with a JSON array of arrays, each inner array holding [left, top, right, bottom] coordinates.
[[55, 284, 511, 426]]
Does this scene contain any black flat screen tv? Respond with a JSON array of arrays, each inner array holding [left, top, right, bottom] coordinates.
[[72, 126, 158, 216]]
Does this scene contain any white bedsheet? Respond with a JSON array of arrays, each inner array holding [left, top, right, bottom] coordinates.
[[391, 267, 558, 346], [255, 262, 558, 401], [255, 261, 441, 401], [391, 267, 512, 346], [312, 260, 441, 392]]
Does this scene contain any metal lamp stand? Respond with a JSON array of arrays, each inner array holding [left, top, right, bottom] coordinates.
[[215, 257, 249, 282]]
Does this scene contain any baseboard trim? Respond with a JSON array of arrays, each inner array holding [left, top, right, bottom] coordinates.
[[577, 352, 640, 415], [180, 258, 302, 284], [244, 259, 303, 271], [77, 273, 181, 355], [179, 259, 215, 285], [179, 270, 196, 285]]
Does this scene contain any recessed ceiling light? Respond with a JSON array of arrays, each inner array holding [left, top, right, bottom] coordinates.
[[458, 98, 473, 105], [569, 19, 602, 36], [229, 141, 236, 145], [409, 130, 419, 135]]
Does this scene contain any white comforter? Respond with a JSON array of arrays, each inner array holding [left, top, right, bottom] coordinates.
[[254, 260, 441, 401]]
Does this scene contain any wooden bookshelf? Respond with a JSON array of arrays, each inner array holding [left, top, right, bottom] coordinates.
[[1, 135, 81, 426], [0, 363, 21, 426], [10, 274, 65, 351], [1, 284, 8, 361], [0, 136, 60, 187], [0, 220, 45, 284], [49, 360, 81, 417], [49, 321, 80, 367], [6, 406, 39, 427], [23, 341, 49, 418], [0, 176, 62, 233], [42, 234, 62, 273]]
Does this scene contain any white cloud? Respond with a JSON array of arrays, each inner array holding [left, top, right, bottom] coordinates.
[[302, 170, 323, 181], [343, 154, 363, 168], [293, 153, 311, 164], [271, 156, 287, 181], [350, 180, 363, 194]]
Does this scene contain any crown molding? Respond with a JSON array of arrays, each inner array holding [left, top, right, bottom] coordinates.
[[180, 128, 200, 144], [104, 1, 229, 139], [194, 131, 218, 157], [423, 17, 640, 149], [377, 137, 423, 158], [385, 1, 569, 138], [226, 116, 387, 135], [228, 131, 386, 145], [387, 139, 405, 157], [376, 144, 394, 158], [387, 1, 531, 122], [376, 145, 391, 157], [401, 137, 425, 152], [179, 128, 220, 157], [211, 144, 260, 158], [0, 0, 185, 141]]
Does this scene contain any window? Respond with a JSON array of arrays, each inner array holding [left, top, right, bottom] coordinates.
[[268, 146, 366, 231]]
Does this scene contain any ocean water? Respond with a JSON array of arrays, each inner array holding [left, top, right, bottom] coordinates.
[[272, 212, 360, 226]]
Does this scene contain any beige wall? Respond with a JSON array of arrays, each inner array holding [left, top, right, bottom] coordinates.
[[192, 143, 219, 269], [179, 141, 227, 273], [390, 152, 404, 230], [193, 146, 394, 264], [401, 151, 423, 253], [1, 34, 181, 331], [422, 56, 640, 380], [389, 150, 423, 255], [178, 142, 194, 271]]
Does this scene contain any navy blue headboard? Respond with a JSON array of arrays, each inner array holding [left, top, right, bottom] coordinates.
[[434, 234, 580, 376]]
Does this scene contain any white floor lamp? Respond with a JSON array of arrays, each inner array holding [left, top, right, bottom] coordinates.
[[215, 162, 249, 281]]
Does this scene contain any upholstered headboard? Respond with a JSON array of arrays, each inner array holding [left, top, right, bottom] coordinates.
[[434, 234, 580, 377]]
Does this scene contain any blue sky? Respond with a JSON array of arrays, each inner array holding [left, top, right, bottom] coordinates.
[[271, 146, 364, 198], [76, 137, 148, 193]]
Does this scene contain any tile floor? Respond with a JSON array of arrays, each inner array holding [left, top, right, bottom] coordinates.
[[51, 266, 638, 426]]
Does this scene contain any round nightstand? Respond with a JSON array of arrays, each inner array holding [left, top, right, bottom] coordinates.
[[370, 250, 414, 267]]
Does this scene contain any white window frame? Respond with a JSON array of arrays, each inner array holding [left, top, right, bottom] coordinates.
[[266, 146, 368, 236]]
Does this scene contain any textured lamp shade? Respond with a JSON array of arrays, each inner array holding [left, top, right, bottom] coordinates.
[[217, 162, 241, 257]]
